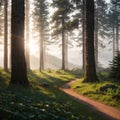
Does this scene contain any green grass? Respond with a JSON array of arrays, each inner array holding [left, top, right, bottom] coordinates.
[[71, 78, 120, 109], [0, 68, 109, 120]]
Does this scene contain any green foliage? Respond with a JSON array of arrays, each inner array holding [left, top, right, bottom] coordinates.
[[72, 0, 110, 48], [99, 84, 117, 92], [51, 0, 74, 37], [0, 0, 2, 6], [95, 0, 110, 43], [0, 69, 107, 120], [71, 79, 120, 109], [97, 68, 110, 82], [0, 93, 81, 120], [33, 0, 48, 28], [33, 0, 49, 41], [108, 0, 120, 43], [109, 0, 120, 20], [109, 51, 120, 82]]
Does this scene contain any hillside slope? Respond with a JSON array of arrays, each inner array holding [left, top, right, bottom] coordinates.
[[31, 53, 79, 70]]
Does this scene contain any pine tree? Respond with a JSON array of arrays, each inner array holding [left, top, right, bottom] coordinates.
[[51, 0, 74, 70], [109, 0, 120, 56], [10, 0, 29, 86], [83, 0, 99, 82], [110, 51, 120, 82], [72, 0, 86, 71], [25, 0, 30, 70], [73, 0, 109, 70], [94, 0, 108, 69], [33, 0, 48, 71], [0, 0, 3, 37], [4, 0, 8, 71], [109, 11, 116, 58]]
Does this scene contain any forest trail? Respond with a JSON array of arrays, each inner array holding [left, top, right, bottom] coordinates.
[[59, 80, 120, 120]]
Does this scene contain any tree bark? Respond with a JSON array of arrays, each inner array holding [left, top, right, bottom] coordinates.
[[4, 0, 8, 71], [25, 0, 30, 70], [116, 17, 119, 52], [94, 6, 98, 69], [113, 25, 116, 58], [83, 0, 99, 82], [40, 27, 44, 71], [82, 0, 85, 71], [65, 33, 68, 70], [62, 17, 65, 70], [10, 0, 29, 86]]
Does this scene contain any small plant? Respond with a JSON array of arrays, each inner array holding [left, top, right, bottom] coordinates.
[[109, 51, 120, 82], [99, 84, 117, 92]]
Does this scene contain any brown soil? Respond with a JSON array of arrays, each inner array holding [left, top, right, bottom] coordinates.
[[59, 80, 120, 120]]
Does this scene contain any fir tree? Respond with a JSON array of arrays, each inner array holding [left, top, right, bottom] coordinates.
[[110, 51, 120, 82], [4, 0, 8, 71], [72, 0, 85, 71], [0, 0, 3, 37], [25, 0, 30, 70], [83, 0, 99, 82], [73, 0, 109, 69], [94, 0, 108, 69], [10, 0, 29, 86], [51, 0, 74, 70], [108, 0, 120, 56], [33, 0, 49, 71]]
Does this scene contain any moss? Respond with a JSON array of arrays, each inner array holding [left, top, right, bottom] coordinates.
[[71, 78, 120, 109]]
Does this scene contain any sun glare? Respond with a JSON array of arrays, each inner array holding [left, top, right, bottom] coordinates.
[[28, 40, 38, 55]]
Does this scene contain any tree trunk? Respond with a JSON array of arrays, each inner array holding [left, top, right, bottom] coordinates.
[[65, 33, 68, 70], [82, 0, 85, 71], [114, 2, 119, 52], [25, 0, 30, 70], [10, 0, 29, 86], [113, 25, 116, 58], [83, 0, 98, 82], [62, 18, 65, 70], [116, 18, 119, 52], [94, 7, 98, 69], [4, 0, 8, 71], [40, 28, 44, 71]]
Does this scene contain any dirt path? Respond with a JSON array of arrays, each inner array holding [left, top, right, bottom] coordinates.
[[59, 80, 120, 120]]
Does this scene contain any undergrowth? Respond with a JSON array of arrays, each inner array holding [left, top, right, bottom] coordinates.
[[71, 70, 120, 109], [0, 68, 108, 120]]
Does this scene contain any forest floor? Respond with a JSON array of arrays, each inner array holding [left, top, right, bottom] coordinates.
[[0, 69, 110, 120], [0, 69, 120, 120], [60, 80, 120, 120]]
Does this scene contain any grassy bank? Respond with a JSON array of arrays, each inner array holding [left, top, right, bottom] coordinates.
[[71, 76, 120, 109], [0, 68, 109, 120]]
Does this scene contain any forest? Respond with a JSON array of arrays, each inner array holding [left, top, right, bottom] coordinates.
[[0, 0, 120, 120]]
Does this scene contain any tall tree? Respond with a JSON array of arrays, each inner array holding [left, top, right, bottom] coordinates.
[[73, 0, 109, 70], [71, 0, 85, 71], [10, 0, 29, 86], [51, 0, 74, 70], [0, 0, 3, 37], [4, 0, 8, 71], [110, 51, 120, 82], [83, 0, 98, 82], [33, 0, 48, 71], [82, 0, 85, 71], [109, 0, 120, 57], [94, 0, 108, 69], [25, 0, 30, 70]]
